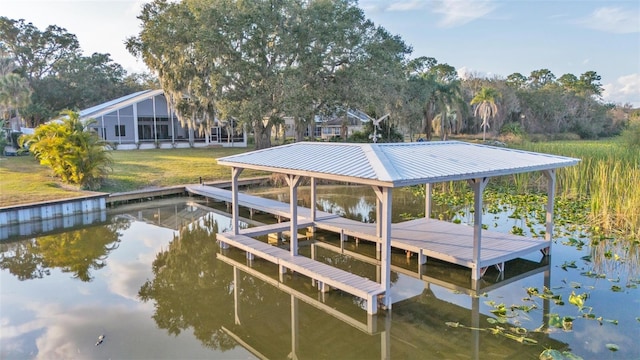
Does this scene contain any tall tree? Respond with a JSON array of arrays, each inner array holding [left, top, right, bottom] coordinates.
[[410, 60, 464, 140], [0, 72, 31, 121], [527, 69, 556, 89], [129, 0, 410, 149], [505, 72, 527, 90], [0, 17, 80, 83], [470, 87, 500, 141]]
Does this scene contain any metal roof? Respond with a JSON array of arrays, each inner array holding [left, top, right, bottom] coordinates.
[[217, 141, 580, 187], [79, 89, 164, 120]]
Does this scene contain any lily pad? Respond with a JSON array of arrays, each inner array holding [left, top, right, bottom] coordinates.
[[606, 343, 619, 351]]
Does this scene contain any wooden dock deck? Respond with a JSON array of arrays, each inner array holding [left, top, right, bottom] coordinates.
[[187, 185, 550, 277], [314, 216, 550, 274]]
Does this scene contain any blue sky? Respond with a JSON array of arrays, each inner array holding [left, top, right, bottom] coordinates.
[[1, 0, 639, 106]]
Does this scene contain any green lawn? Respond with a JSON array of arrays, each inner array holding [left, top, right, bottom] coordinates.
[[0, 147, 261, 207]]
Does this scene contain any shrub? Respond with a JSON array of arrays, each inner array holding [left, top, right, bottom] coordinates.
[[19, 110, 112, 190], [621, 120, 640, 149]]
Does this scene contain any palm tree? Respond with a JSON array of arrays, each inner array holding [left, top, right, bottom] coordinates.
[[470, 87, 500, 141], [430, 78, 466, 140], [20, 110, 112, 189], [0, 73, 31, 121]]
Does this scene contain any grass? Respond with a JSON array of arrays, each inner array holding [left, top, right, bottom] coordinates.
[[2, 138, 638, 241], [0, 147, 261, 207], [514, 139, 640, 240]]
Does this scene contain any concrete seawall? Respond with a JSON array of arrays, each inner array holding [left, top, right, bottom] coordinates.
[[0, 177, 269, 240]]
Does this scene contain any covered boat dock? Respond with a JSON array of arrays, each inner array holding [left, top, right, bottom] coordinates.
[[214, 141, 579, 314]]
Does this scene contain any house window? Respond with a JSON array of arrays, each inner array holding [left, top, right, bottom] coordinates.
[[115, 125, 126, 137]]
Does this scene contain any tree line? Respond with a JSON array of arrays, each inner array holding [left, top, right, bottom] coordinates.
[[0, 16, 156, 127], [1, 0, 636, 151]]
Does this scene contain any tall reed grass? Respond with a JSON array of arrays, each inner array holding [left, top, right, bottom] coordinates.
[[515, 140, 639, 240]]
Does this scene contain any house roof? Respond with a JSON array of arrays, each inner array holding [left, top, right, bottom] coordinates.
[[79, 89, 164, 120], [217, 141, 580, 187]]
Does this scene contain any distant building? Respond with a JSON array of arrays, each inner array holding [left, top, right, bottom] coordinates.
[[81, 89, 246, 149], [276, 109, 371, 141]]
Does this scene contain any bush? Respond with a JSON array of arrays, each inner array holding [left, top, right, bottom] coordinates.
[[19, 110, 112, 190], [621, 120, 640, 149]]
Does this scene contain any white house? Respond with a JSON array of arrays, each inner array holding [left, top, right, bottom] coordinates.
[[276, 109, 371, 141], [81, 89, 246, 149]]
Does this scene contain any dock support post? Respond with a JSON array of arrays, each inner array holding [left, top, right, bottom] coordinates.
[[468, 177, 489, 280], [373, 186, 393, 310], [231, 167, 243, 235], [543, 169, 556, 252], [425, 183, 432, 219], [285, 175, 302, 256], [310, 177, 317, 224]]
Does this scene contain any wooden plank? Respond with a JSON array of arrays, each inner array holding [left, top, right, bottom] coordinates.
[[239, 220, 313, 237], [200, 186, 549, 279]]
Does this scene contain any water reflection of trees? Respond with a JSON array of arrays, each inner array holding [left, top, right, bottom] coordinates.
[[0, 216, 129, 281], [138, 215, 239, 350]]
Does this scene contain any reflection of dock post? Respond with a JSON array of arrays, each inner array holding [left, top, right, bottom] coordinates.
[[234, 266, 241, 325], [471, 295, 480, 360], [543, 268, 551, 330], [381, 312, 391, 360], [290, 294, 299, 360]]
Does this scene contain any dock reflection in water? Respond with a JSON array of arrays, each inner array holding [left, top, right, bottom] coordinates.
[[1, 198, 571, 359]]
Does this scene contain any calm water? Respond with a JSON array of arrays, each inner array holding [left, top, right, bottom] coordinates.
[[1, 186, 638, 359]]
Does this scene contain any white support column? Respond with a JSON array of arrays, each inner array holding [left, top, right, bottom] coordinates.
[[100, 116, 105, 140], [152, 95, 158, 144], [231, 167, 243, 235], [542, 169, 556, 254], [468, 178, 489, 280], [310, 177, 317, 222], [133, 102, 139, 143], [379, 187, 392, 309], [372, 186, 384, 260], [169, 104, 175, 144], [285, 174, 302, 256], [376, 197, 382, 238], [116, 109, 122, 145], [425, 183, 433, 219]]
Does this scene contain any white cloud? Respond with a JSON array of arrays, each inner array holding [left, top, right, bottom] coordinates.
[[432, 0, 497, 27], [602, 73, 640, 107], [387, 0, 425, 11], [577, 6, 640, 34]]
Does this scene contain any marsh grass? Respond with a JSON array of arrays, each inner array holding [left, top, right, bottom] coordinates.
[[515, 140, 639, 240]]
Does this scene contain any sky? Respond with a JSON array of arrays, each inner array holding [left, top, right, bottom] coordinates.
[[1, 0, 639, 106]]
